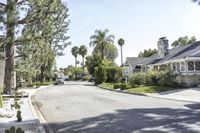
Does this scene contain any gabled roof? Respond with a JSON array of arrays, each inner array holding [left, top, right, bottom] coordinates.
[[155, 41, 200, 64], [125, 41, 200, 67], [125, 57, 155, 67]]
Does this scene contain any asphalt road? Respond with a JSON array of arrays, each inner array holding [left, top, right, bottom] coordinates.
[[34, 81, 200, 133]]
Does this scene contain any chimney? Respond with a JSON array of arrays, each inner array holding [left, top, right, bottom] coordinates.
[[157, 37, 169, 58]]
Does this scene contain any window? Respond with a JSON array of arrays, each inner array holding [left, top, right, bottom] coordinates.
[[195, 61, 200, 70], [181, 62, 185, 71], [173, 63, 176, 71], [188, 61, 194, 71], [177, 63, 180, 72]]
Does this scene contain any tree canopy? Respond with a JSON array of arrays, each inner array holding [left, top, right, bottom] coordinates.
[[90, 29, 115, 60], [138, 48, 157, 57], [171, 36, 196, 48], [0, 0, 70, 93]]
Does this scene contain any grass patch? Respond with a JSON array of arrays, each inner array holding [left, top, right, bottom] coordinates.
[[25, 81, 54, 88], [127, 86, 175, 93], [98, 83, 114, 90]]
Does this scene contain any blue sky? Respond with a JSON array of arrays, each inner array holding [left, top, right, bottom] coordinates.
[[57, 0, 200, 68]]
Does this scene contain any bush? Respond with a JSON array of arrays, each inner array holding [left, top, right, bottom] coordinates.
[[82, 76, 90, 81], [120, 83, 129, 90], [17, 110, 22, 122], [129, 70, 177, 87], [5, 126, 25, 133], [106, 66, 122, 83], [113, 83, 121, 89], [128, 72, 146, 86], [94, 66, 107, 85]]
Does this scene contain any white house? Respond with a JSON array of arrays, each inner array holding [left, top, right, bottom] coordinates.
[[124, 37, 200, 86]]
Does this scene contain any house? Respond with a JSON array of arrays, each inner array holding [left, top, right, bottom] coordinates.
[[124, 37, 200, 86]]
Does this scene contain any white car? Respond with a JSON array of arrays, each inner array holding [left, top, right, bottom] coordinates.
[[55, 77, 64, 85]]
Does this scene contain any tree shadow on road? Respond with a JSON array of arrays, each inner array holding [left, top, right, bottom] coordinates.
[[44, 103, 200, 133]]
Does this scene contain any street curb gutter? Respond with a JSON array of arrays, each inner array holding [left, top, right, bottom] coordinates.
[[97, 85, 199, 103], [31, 95, 55, 133], [97, 85, 147, 96], [30, 86, 55, 133], [28, 86, 55, 133], [27, 89, 46, 133]]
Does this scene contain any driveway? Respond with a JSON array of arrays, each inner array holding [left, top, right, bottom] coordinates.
[[34, 81, 200, 133]]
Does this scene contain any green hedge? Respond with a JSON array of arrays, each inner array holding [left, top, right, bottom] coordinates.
[[113, 83, 129, 90], [129, 70, 177, 87], [94, 66, 107, 85], [94, 66, 122, 85], [106, 66, 122, 83]]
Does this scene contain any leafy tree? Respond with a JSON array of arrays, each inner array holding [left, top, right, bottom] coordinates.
[[118, 38, 125, 66], [192, 0, 200, 4], [79, 45, 87, 75], [138, 49, 157, 57], [0, 0, 70, 94], [85, 53, 102, 77], [93, 43, 118, 61], [90, 29, 115, 60], [171, 36, 196, 47], [71, 46, 79, 67]]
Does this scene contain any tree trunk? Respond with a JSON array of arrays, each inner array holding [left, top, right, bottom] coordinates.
[[75, 57, 77, 68], [121, 46, 123, 66], [40, 65, 45, 83], [3, 44, 15, 94], [101, 45, 104, 60], [3, 0, 16, 94], [75, 57, 77, 79], [82, 56, 85, 76]]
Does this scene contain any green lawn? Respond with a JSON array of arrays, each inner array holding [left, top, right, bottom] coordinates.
[[98, 83, 175, 93], [98, 83, 114, 90], [127, 86, 174, 93]]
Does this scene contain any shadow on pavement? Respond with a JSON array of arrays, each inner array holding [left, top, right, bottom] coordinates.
[[43, 103, 200, 133]]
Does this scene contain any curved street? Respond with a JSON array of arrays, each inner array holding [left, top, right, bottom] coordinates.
[[34, 81, 200, 133]]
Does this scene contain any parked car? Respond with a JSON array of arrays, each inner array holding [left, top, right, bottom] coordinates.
[[64, 76, 70, 81], [55, 77, 64, 85]]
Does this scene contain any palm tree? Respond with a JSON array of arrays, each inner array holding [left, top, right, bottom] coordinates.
[[90, 29, 115, 60], [118, 38, 125, 66], [79, 45, 88, 75], [71, 46, 79, 67]]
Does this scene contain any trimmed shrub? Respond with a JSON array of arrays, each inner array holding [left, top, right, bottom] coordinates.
[[129, 70, 177, 87], [106, 66, 122, 83], [120, 83, 129, 90], [94, 66, 107, 85], [82, 76, 90, 81], [17, 110, 22, 122], [5, 126, 25, 133], [128, 72, 146, 86], [113, 83, 121, 89]]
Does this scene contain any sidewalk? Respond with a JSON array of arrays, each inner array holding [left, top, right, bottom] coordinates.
[[0, 87, 47, 133], [147, 87, 200, 103]]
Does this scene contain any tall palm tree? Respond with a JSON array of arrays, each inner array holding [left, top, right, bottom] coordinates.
[[118, 38, 125, 66], [71, 46, 79, 67], [79, 45, 88, 75], [90, 29, 115, 60]]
